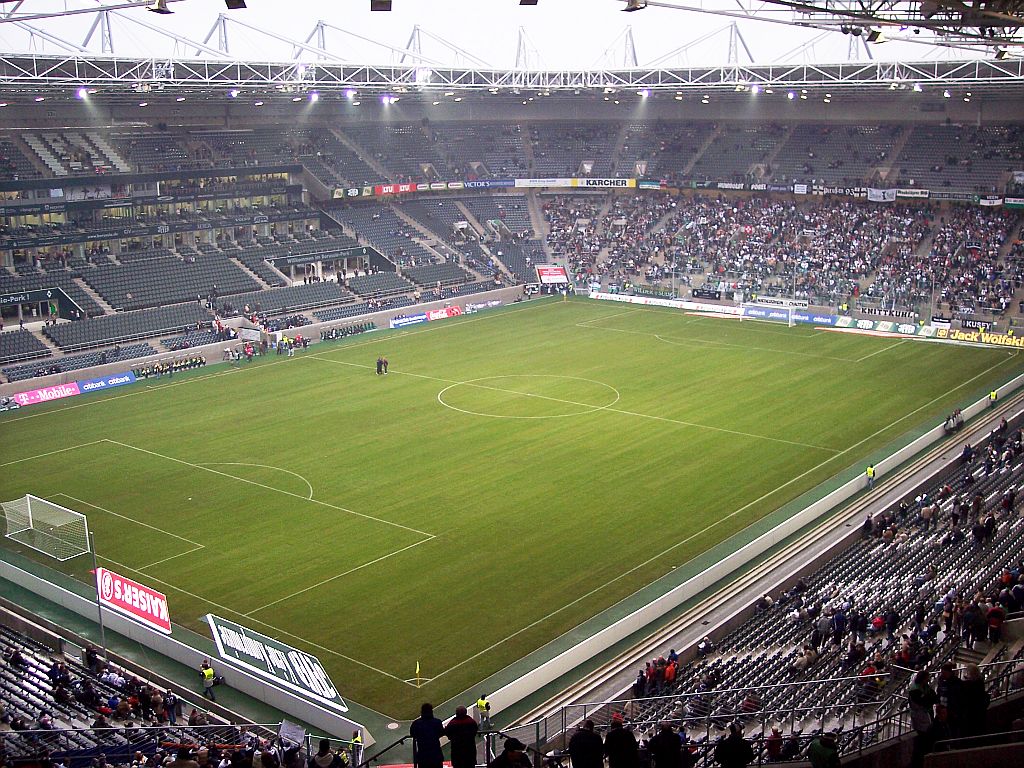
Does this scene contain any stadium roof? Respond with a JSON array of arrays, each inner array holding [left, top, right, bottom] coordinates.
[[0, 0, 1020, 69], [0, 1, 1020, 109]]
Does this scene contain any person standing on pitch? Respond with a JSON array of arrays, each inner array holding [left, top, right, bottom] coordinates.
[[444, 706, 479, 768], [376, 356, 383, 375]]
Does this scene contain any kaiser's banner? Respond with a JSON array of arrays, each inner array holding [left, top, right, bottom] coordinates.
[[95, 567, 171, 635]]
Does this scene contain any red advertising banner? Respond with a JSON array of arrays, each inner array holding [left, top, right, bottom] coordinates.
[[426, 306, 463, 321], [95, 567, 172, 634], [536, 265, 570, 284]]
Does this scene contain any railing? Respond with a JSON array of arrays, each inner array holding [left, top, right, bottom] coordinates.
[[502, 656, 1024, 763]]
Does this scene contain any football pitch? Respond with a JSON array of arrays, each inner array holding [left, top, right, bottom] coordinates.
[[1, 296, 1022, 718]]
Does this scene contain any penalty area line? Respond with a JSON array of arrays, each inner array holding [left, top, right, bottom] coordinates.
[[102, 438, 434, 538]]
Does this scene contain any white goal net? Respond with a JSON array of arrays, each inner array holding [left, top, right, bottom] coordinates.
[[0, 494, 90, 561]]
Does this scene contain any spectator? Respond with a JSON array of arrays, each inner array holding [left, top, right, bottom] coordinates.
[[647, 722, 682, 768], [713, 722, 754, 768], [409, 703, 445, 768], [568, 720, 604, 768], [603, 714, 639, 768], [487, 738, 530, 768], [807, 731, 840, 768], [444, 706, 479, 768], [958, 664, 989, 737]]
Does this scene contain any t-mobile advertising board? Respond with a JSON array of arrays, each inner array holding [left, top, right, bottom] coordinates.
[[95, 567, 172, 634]]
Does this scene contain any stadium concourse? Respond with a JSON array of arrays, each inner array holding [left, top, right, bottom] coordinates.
[[4, 93, 1024, 768]]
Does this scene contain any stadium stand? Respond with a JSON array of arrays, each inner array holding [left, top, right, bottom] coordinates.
[[893, 124, 1024, 193], [346, 271, 415, 298], [340, 204, 437, 266], [2, 342, 156, 382], [429, 122, 528, 179], [81, 255, 260, 312], [0, 138, 42, 180], [768, 124, 902, 186], [402, 262, 472, 287], [689, 123, 786, 183], [341, 123, 446, 183], [528, 122, 618, 177], [42, 303, 212, 352], [216, 281, 355, 317], [0, 329, 50, 365]]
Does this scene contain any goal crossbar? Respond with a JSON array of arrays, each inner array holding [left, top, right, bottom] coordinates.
[[0, 494, 91, 561]]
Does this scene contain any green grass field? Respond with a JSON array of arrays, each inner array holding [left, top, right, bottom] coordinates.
[[1, 296, 1022, 718]]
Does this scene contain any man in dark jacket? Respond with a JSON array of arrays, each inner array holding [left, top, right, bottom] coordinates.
[[568, 720, 604, 768], [410, 703, 445, 768], [647, 722, 681, 768], [603, 715, 639, 768], [487, 738, 531, 768], [713, 723, 753, 768], [444, 706, 479, 768], [308, 740, 342, 768]]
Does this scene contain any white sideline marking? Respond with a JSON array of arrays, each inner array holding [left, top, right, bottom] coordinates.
[[244, 536, 436, 616], [854, 339, 909, 362], [96, 555, 409, 684], [425, 349, 1021, 681], [103, 439, 434, 538], [50, 493, 204, 547], [135, 546, 206, 571], [313, 358, 839, 453], [0, 440, 107, 468], [197, 462, 315, 500]]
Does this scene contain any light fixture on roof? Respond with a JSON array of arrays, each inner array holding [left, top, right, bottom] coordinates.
[[148, 0, 173, 14], [623, 0, 648, 11], [292, 96, 302, 101], [787, 91, 795, 100], [674, 95, 682, 101], [912, 83, 923, 92], [520, 0, 539, 5], [866, 28, 886, 44], [254, 100, 264, 106], [432, 100, 440, 105], [139, 101, 148, 107], [309, 91, 319, 102], [943, 89, 951, 98], [76, 87, 88, 99], [345, 89, 357, 100], [34, 96, 45, 102], [638, 88, 650, 98], [370, 0, 392, 10], [224, 0, 247, 8], [751, 84, 760, 94]]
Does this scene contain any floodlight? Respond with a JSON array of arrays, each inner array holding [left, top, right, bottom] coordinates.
[[309, 91, 319, 102], [623, 0, 647, 10], [370, 0, 392, 10], [520, 0, 539, 4], [225, 0, 247, 8], [866, 29, 886, 43], [76, 87, 88, 99], [228, 89, 239, 98], [148, 0, 173, 14]]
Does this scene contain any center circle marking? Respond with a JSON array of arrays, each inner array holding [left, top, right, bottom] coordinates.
[[437, 374, 620, 419]]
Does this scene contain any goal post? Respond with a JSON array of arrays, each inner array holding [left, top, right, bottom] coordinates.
[[0, 494, 91, 561], [740, 303, 797, 327]]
